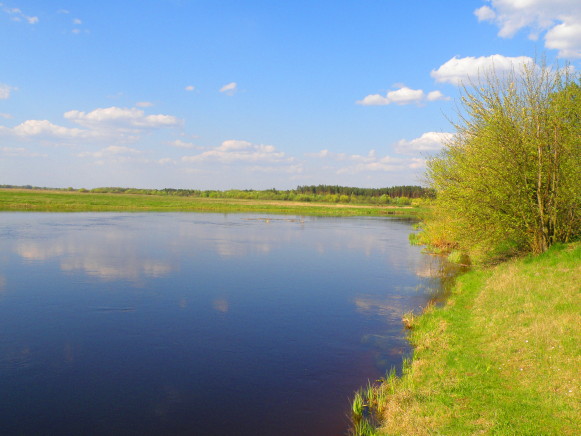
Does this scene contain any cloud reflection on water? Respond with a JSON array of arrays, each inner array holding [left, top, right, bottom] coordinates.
[[212, 298, 229, 313], [8, 215, 442, 291]]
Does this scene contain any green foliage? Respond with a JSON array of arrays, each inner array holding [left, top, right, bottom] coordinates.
[[408, 232, 421, 245], [351, 391, 365, 418], [0, 184, 433, 205], [447, 250, 464, 264], [426, 61, 580, 260], [350, 383, 382, 436]]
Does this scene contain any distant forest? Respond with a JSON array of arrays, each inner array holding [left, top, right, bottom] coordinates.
[[0, 184, 434, 205]]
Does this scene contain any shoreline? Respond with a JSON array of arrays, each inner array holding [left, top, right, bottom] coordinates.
[[351, 242, 580, 435]]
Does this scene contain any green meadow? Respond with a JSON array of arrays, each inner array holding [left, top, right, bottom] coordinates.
[[0, 189, 420, 217], [352, 242, 580, 435]]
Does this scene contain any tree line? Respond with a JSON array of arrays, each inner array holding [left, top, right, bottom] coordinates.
[[0, 184, 434, 205]]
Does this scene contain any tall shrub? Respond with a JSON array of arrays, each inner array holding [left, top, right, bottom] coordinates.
[[426, 62, 580, 259]]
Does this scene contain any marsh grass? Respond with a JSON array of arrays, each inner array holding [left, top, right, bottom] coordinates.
[[0, 189, 421, 217], [350, 383, 380, 436], [401, 311, 416, 330], [408, 232, 422, 246], [370, 242, 580, 435]]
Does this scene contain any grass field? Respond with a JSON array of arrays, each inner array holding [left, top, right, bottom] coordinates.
[[353, 242, 580, 435], [0, 189, 421, 217]]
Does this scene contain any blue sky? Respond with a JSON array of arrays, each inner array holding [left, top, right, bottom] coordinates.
[[1, 0, 580, 189]]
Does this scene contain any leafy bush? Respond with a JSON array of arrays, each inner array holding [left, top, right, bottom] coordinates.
[[426, 61, 580, 260]]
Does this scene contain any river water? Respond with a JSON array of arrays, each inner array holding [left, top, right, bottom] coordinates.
[[0, 213, 447, 435]]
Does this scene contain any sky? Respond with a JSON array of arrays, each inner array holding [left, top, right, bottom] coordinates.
[[1, 0, 580, 190]]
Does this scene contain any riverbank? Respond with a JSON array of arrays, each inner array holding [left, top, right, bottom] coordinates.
[[353, 242, 580, 435], [0, 189, 421, 217]]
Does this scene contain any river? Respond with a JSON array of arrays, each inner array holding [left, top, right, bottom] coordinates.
[[0, 213, 448, 435]]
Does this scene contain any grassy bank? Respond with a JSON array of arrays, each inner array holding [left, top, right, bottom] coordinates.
[[0, 189, 422, 216], [353, 242, 580, 435]]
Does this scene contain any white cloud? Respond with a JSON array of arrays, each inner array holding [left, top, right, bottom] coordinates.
[[78, 145, 142, 159], [64, 106, 180, 130], [306, 148, 428, 174], [475, 5, 496, 22], [387, 87, 424, 104], [1, 146, 47, 158], [545, 21, 581, 58], [426, 90, 448, 101], [219, 82, 238, 95], [475, 0, 581, 58], [431, 55, 534, 85], [182, 139, 290, 164], [337, 156, 426, 175], [0, 106, 181, 147], [0, 112, 13, 119], [0, 119, 89, 139], [0, 83, 14, 99], [306, 149, 341, 159], [357, 86, 448, 106], [2, 5, 38, 24], [73, 18, 82, 25], [394, 132, 453, 155], [136, 101, 154, 108], [168, 139, 197, 149], [185, 85, 195, 91]]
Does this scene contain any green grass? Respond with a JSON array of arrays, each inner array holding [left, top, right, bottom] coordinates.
[[0, 189, 422, 217], [356, 242, 580, 435]]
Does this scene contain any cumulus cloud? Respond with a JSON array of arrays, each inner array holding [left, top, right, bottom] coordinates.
[[426, 90, 447, 101], [0, 106, 181, 147], [1, 5, 38, 24], [474, 5, 496, 22], [431, 55, 534, 85], [136, 101, 154, 108], [0, 83, 14, 99], [357, 86, 449, 106], [394, 132, 453, 155], [64, 106, 180, 130], [306, 148, 427, 174], [0, 119, 89, 139], [337, 156, 426, 174], [184, 85, 195, 92], [182, 139, 290, 164], [475, 0, 581, 58], [219, 82, 238, 95], [545, 21, 581, 58]]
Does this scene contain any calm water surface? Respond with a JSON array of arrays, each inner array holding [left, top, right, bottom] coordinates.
[[0, 213, 448, 435]]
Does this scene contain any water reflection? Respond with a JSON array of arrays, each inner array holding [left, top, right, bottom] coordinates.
[[0, 213, 448, 436], [13, 232, 173, 283], [213, 297, 229, 313]]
